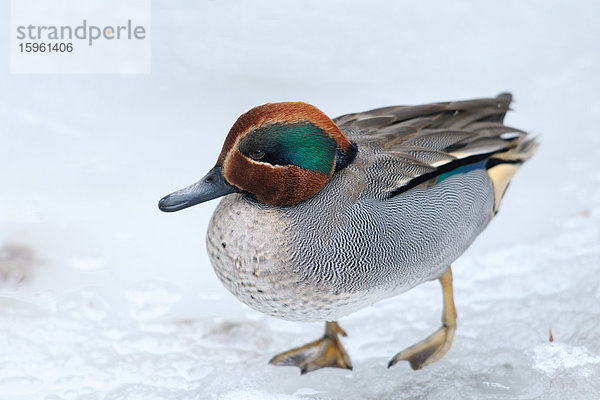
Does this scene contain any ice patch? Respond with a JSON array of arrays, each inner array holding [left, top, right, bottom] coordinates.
[[219, 390, 309, 400], [57, 289, 110, 321], [532, 343, 600, 376], [293, 387, 328, 396], [126, 281, 183, 321]]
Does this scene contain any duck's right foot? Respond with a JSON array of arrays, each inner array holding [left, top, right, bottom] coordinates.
[[269, 321, 353, 374]]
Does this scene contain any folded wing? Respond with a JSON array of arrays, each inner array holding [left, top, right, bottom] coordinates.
[[335, 93, 537, 211]]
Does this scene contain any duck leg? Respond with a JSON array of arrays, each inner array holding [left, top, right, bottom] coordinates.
[[388, 267, 457, 370], [269, 321, 353, 374]]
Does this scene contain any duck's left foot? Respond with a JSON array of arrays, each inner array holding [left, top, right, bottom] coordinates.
[[388, 267, 457, 370], [269, 321, 353, 374], [388, 322, 455, 370]]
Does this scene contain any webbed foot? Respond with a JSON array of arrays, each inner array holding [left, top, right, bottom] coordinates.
[[388, 267, 457, 370], [269, 321, 353, 374], [388, 322, 455, 369]]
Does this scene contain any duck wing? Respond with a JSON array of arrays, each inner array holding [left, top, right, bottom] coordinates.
[[335, 93, 537, 207]]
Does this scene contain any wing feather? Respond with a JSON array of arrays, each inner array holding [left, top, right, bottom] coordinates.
[[335, 93, 534, 196]]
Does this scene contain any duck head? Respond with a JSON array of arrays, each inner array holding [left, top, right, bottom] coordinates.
[[158, 102, 357, 211]]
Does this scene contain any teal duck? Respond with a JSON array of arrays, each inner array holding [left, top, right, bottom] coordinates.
[[159, 93, 537, 373]]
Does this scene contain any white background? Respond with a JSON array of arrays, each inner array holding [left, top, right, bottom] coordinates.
[[1, 1, 599, 399]]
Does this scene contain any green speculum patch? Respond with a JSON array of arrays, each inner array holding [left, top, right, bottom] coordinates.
[[435, 159, 487, 184], [239, 122, 337, 175]]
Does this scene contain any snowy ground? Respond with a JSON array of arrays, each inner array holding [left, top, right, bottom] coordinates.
[[1, 1, 600, 399]]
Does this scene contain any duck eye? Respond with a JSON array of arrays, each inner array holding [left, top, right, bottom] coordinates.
[[249, 149, 265, 160]]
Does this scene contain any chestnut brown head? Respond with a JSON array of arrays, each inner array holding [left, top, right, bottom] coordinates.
[[159, 102, 357, 211]]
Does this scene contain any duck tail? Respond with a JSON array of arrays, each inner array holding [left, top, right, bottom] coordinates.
[[486, 135, 539, 214], [514, 136, 539, 162]]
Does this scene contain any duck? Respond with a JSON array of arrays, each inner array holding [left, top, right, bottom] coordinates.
[[158, 93, 537, 374]]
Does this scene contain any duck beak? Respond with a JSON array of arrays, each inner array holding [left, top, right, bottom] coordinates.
[[158, 166, 239, 212]]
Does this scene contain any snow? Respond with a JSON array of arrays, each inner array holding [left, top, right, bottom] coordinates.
[[1, 0, 600, 399]]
